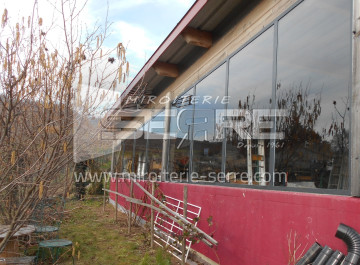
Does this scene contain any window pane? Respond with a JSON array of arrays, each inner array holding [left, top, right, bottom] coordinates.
[[122, 136, 135, 173], [276, 0, 351, 189], [226, 27, 274, 185], [168, 88, 194, 182], [134, 126, 147, 177], [192, 64, 226, 182], [147, 110, 165, 176]]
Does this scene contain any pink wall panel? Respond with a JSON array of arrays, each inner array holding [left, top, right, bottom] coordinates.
[[110, 180, 360, 265]]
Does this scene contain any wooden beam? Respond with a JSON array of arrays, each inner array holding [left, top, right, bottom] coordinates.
[[181, 27, 212, 49], [128, 177, 218, 246], [103, 187, 215, 247], [153, 61, 179, 78], [181, 186, 188, 265]]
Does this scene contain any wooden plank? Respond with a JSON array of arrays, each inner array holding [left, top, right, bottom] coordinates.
[[103, 188, 142, 204], [103, 188, 214, 247], [129, 177, 218, 246], [351, 0, 360, 196], [181, 186, 188, 265], [0, 256, 36, 264]]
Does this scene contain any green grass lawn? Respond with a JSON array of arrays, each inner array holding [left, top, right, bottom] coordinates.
[[58, 198, 177, 265]]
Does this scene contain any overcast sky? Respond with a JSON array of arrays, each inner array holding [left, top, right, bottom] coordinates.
[[0, 0, 195, 87]]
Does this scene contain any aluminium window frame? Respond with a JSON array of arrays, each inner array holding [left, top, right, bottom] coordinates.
[[179, 0, 354, 195], [350, 0, 360, 196]]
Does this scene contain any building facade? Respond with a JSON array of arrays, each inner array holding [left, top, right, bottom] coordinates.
[[108, 0, 360, 264]]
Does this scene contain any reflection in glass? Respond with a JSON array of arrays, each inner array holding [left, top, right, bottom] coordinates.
[[113, 141, 125, 173], [134, 126, 147, 177], [116, 0, 351, 192], [226, 27, 274, 185], [275, 0, 351, 189], [168, 88, 194, 182], [122, 136, 135, 173], [192, 64, 226, 182], [147, 110, 165, 176]]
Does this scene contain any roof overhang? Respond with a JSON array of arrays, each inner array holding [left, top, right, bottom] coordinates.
[[110, 0, 256, 111]]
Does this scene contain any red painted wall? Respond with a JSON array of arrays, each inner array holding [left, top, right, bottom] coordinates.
[[109, 180, 360, 265]]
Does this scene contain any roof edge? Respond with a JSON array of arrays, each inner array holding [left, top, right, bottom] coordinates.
[[113, 0, 208, 110]]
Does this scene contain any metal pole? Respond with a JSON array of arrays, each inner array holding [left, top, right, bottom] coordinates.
[[161, 92, 172, 181], [128, 180, 133, 234], [247, 139, 253, 185], [351, 0, 360, 196], [182, 186, 188, 264], [150, 181, 155, 248]]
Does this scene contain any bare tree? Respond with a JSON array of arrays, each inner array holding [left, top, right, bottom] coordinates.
[[0, 0, 128, 252], [275, 82, 323, 171]]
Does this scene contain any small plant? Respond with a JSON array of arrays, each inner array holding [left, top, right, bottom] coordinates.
[[287, 230, 308, 265]]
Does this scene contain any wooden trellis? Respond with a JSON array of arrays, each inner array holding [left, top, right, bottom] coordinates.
[[103, 176, 217, 264], [153, 194, 201, 263]]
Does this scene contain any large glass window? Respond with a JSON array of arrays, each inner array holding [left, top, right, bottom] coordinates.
[[117, 0, 352, 193], [192, 64, 226, 182], [168, 88, 194, 182], [226, 27, 274, 185], [275, 0, 351, 189]]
